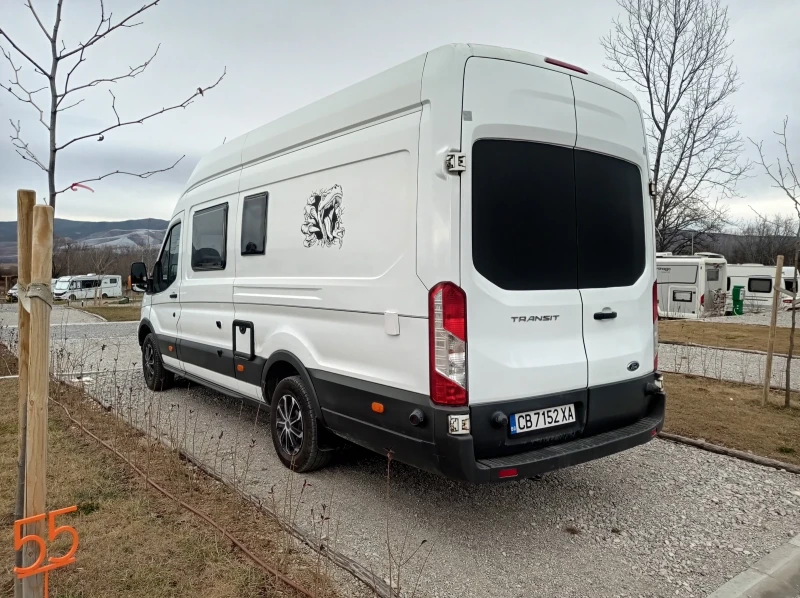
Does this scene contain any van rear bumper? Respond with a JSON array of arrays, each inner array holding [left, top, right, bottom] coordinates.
[[435, 397, 664, 483], [311, 370, 665, 483]]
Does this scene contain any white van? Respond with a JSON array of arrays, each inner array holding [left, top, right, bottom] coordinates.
[[726, 264, 797, 313], [130, 44, 664, 483], [656, 253, 727, 318], [54, 274, 122, 301]]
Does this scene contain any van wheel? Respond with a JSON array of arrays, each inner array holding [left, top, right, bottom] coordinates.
[[68, 294, 76, 301], [102, 293, 108, 299], [269, 376, 331, 472], [142, 333, 174, 391]]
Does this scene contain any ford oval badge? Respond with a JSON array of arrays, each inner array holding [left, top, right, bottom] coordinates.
[[627, 361, 640, 372]]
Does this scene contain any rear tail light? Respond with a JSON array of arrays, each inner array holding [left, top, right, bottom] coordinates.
[[700, 293, 705, 307], [653, 281, 659, 371], [498, 468, 518, 479], [429, 282, 468, 406]]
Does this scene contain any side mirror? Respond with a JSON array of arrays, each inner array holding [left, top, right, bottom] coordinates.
[[130, 262, 149, 293]]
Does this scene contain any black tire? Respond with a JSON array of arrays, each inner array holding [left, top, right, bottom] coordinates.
[[102, 293, 108, 299], [142, 333, 174, 391], [269, 375, 331, 472], [68, 294, 76, 301]]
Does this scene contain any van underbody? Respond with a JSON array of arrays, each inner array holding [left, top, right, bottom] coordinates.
[[136, 43, 665, 483]]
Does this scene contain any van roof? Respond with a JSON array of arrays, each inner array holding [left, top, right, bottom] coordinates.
[[182, 43, 638, 196]]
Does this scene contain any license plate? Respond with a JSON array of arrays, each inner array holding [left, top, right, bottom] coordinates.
[[510, 404, 576, 435]]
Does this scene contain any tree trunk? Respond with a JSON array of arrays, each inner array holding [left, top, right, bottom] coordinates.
[[787, 246, 799, 407]]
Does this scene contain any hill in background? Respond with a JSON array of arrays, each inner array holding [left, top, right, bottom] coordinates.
[[0, 218, 167, 263]]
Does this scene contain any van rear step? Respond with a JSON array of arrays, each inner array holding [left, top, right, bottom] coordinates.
[[475, 409, 664, 481]]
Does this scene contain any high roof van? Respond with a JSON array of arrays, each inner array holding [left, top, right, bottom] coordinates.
[[131, 44, 665, 483]]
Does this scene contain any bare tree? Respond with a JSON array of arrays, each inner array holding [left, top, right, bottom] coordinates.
[[0, 0, 226, 209], [750, 117, 799, 408], [730, 213, 797, 265], [601, 0, 749, 252], [749, 117, 799, 233]]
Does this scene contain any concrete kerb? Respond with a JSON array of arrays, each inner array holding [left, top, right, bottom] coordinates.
[[707, 534, 800, 598]]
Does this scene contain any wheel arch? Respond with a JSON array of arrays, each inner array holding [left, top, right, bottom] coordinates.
[[261, 350, 323, 421], [138, 318, 155, 347]]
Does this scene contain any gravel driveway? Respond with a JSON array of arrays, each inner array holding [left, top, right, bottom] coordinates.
[[5, 318, 800, 598]]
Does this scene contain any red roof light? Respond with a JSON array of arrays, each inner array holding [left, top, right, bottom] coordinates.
[[545, 57, 588, 75]]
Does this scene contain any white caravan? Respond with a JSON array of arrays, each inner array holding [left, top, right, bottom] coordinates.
[[726, 264, 798, 313], [54, 274, 123, 301], [656, 253, 727, 319], [130, 44, 664, 483]]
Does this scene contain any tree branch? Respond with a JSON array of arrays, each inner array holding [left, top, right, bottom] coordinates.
[[58, 0, 161, 61], [58, 44, 160, 103], [0, 45, 49, 129], [0, 28, 48, 76], [56, 67, 226, 151], [54, 155, 185, 196], [25, 0, 52, 41], [9, 119, 47, 170]]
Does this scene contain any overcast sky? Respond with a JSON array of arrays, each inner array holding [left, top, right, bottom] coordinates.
[[1, 0, 798, 225]]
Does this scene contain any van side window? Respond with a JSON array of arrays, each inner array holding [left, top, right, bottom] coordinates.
[[241, 193, 268, 255], [108, 278, 118, 285], [748, 278, 772, 293], [727, 277, 731, 291], [192, 204, 228, 271], [786, 279, 796, 293], [153, 222, 182, 293], [706, 269, 720, 282]]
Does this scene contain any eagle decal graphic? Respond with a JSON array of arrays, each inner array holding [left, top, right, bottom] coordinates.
[[301, 184, 345, 248]]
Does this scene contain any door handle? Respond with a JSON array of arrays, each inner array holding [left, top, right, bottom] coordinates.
[[169, 292, 178, 299], [594, 310, 617, 320]]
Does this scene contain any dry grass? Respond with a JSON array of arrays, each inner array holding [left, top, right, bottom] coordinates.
[[0, 344, 18, 376], [0, 378, 343, 598], [664, 372, 800, 465], [74, 305, 141, 322], [659, 319, 799, 354]]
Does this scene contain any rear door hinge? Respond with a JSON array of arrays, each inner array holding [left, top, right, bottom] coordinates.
[[445, 151, 466, 173]]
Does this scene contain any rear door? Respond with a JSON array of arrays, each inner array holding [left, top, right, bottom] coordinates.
[[572, 79, 654, 385], [460, 57, 587, 404]]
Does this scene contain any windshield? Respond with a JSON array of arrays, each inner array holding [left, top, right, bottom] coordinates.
[[55, 280, 70, 290]]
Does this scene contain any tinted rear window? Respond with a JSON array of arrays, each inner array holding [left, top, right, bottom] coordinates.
[[575, 151, 645, 288], [471, 140, 576, 291]]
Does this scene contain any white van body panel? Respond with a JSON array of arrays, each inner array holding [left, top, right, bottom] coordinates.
[[233, 111, 428, 396]]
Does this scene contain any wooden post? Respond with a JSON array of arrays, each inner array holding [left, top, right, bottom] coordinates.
[[788, 247, 799, 408], [15, 190, 35, 598], [22, 205, 54, 598], [763, 255, 785, 406]]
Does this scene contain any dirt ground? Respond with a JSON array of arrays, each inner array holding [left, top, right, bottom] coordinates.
[[0, 377, 348, 598], [73, 305, 142, 322], [664, 372, 800, 466], [659, 319, 798, 354]]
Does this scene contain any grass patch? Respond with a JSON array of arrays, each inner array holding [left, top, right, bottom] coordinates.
[[73, 305, 141, 322], [0, 343, 18, 376], [664, 372, 800, 465], [659, 319, 799, 354], [0, 377, 344, 597]]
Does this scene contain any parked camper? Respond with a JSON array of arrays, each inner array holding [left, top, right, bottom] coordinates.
[[130, 44, 664, 483], [726, 264, 798, 313], [656, 253, 727, 319], [54, 274, 122, 301]]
